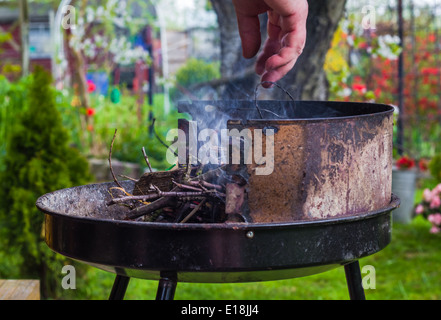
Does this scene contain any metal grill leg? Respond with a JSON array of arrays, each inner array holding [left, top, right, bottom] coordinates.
[[344, 261, 366, 300], [109, 275, 130, 300], [156, 272, 178, 300]]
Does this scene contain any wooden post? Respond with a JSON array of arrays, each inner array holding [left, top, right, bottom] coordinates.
[[0, 280, 40, 300], [397, 0, 405, 156]]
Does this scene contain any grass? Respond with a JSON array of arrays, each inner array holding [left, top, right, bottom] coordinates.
[[66, 215, 441, 300]]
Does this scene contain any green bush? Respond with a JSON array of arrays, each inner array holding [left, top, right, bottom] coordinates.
[[0, 66, 92, 299], [0, 75, 32, 170], [175, 58, 220, 87], [429, 154, 441, 183], [171, 58, 220, 101]]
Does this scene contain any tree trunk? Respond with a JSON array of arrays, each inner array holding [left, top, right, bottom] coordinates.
[[19, 0, 29, 77], [211, 0, 346, 101], [210, 0, 267, 99]]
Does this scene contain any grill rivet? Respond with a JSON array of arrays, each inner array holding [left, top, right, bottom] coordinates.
[[263, 126, 278, 136], [246, 231, 254, 239]]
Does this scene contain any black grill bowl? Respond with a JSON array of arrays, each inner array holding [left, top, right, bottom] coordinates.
[[36, 180, 399, 283]]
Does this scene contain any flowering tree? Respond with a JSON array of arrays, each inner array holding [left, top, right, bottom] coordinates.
[[324, 18, 402, 102], [325, 4, 441, 161], [67, 0, 151, 72], [59, 0, 153, 152]]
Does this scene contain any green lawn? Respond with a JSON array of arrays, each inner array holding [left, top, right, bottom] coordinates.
[[72, 216, 441, 300]]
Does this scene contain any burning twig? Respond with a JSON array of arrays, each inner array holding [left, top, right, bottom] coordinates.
[[119, 175, 138, 182], [254, 81, 296, 119], [180, 199, 207, 223], [107, 132, 240, 223], [190, 165, 227, 183], [109, 188, 223, 206], [109, 190, 202, 206], [172, 180, 204, 192], [173, 202, 191, 222], [109, 129, 124, 189], [151, 118, 178, 157], [126, 194, 177, 220], [187, 180, 223, 191], [109, 187, 132, 197], [142, 147, 153, 173]]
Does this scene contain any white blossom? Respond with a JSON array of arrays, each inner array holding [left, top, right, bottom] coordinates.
[[63, 0, 151, 68], [96, 6, 104, 18], [82, 38, 97, 58], [86, 7, 95, 23], [376, 35, 402, 60]]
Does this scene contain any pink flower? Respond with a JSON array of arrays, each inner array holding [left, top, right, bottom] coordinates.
[[423, 188, 433, 202], [429, 196, 441, 209], [435, 184, 441, 194], [428, 213, 441, 226], [415, 204, 424, 215], [430, 225, 441, 234]]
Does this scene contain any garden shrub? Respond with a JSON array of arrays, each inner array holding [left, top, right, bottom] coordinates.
[[171, 58, 220, 101], [175, 58, 220, 88], [0, 66, 92, 298], [0, 75, 32, 171], [429, 154, 441, 183]]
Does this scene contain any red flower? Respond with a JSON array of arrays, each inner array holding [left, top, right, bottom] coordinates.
[[421, 67, 439, 76], [87, 80, 96, 93], [419, 159, 429, 171], [396, 156, 415, 170], [358, 41, 369, 49], [86, 108, 96, 116], [374, 88, 382, 98], [352, 83, 366, 94]]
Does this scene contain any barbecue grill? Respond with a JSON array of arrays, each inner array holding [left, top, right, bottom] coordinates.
[[36, 100, 399, 300]]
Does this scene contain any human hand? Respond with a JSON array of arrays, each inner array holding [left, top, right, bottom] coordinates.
[[232, 0, 308, 86]]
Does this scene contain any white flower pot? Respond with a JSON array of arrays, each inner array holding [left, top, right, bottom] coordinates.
[[392, 169, 417, 224]]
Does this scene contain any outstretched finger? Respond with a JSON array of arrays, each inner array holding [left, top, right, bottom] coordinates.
[[261, 57, 297, 85], [255, 37, 281, 75], [264, 32, 305, 72], [235, 13, 262, 59]]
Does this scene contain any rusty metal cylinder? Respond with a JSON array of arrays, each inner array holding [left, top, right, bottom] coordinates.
[[178, 100, 394, 223]]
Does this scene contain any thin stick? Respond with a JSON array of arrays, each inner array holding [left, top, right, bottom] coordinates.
[[172, 180, 203, 192], [108, 190, 206, 205], [108, 194, 157, 205], [190, 165, 227, 182], [254, 81, 296, 119], [119, 175, 138, 182], [150, 184, 162, 194], [142, 147, 153, 173], [151, 118, 178, 157], [259, 81, 296, 101], [180, 198, 206, 223], [109, 129, 124, 189], [125, 196, 175, 220], [188, 180, 223, 191], [108, 187, 225, 206]]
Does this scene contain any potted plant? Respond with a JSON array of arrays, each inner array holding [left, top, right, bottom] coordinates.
[[414, 184, 441, 234], [392, 155, 418, 224]]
